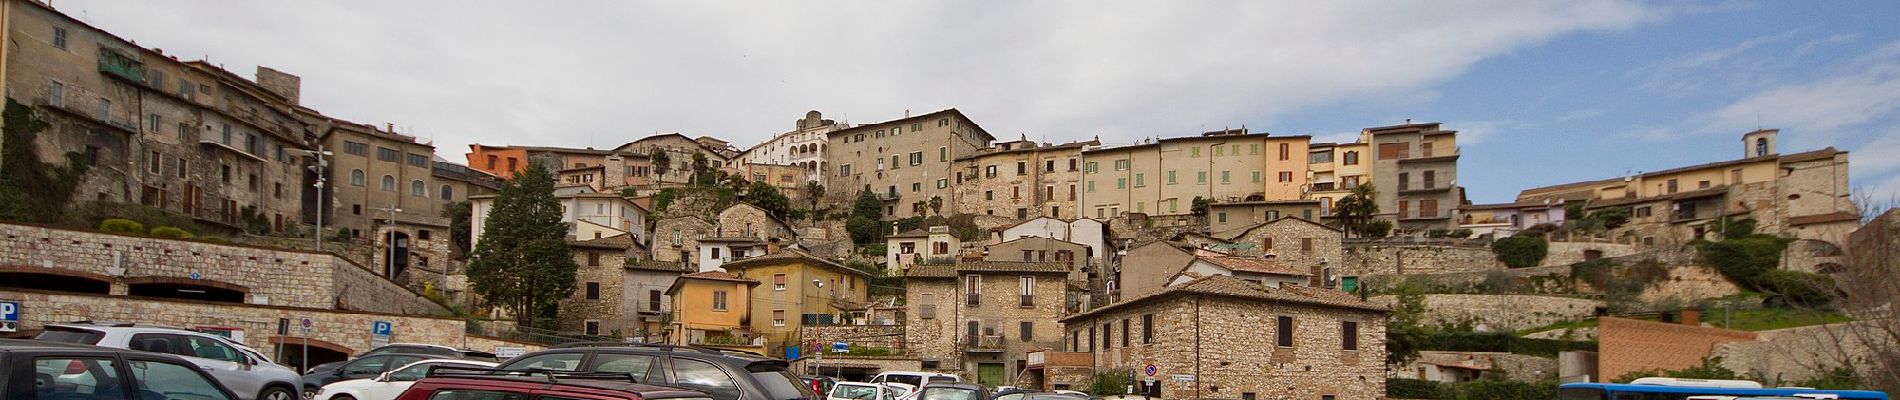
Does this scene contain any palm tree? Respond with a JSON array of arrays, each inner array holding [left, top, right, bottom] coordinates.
[[1334, 183, 1380, 238], [805, 181, 825, 221]]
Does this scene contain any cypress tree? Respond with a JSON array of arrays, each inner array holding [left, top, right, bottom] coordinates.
[[467, 162, 577, 329]]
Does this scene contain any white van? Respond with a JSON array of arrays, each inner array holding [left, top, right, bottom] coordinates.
[[869, 371, 961, 388]]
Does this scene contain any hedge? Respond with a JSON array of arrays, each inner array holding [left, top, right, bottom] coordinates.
[[1492, 236, 1548, 268], [98, 218, 145, 235], [1417, 331, 1596, 357], [1387, 378, 1443, 399], [149, 226, 194, 239]]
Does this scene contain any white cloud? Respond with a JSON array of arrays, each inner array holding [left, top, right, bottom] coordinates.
[[1793, 33, 1861, 56], [1557, 109, 1604, 122], [1445, 120, 1535, 145], [52, 0, 1655, 159]]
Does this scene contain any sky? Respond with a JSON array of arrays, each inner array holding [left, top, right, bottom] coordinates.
[[52, 0, 1900, 204]]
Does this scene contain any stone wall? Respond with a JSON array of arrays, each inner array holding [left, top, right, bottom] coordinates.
[[1342, 240, 1638, 279], [1401, 351, 1559, 382], [0, 289, 537, 361], [1370, 294, 1601, 332], [904, 278, 961, 373], [0, 223, 447, 315], [1713, 322, 1889, 383], [803, 325, 908, 353], [1544, 241, 1638, 266]]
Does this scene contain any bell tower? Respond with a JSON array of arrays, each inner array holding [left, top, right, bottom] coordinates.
[[1742, 129, 1778, 158]]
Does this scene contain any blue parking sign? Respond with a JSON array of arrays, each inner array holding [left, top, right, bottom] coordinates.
[[0, 302, 17, 321], [372, 321, 393, 335]]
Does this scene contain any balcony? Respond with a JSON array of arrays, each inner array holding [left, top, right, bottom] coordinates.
[[966, 293, 981, 306], [965, 335, 1005, 353], [1026, 350, 1094, 369], [1019, 294, 1035, 308], [878, 191, 903, 201]]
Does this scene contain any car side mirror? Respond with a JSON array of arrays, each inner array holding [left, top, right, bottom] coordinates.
[[375, 371, 392, 382]]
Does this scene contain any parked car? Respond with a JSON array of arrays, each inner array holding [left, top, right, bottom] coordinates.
[[868, 371, 961, 388], [300, 353, 436, 397], [35, 322, 302, 400], [303, 343, 497, 376], [2, 338, 242, 400], [393, 367, 714, 400], [312, 359, 498, 400], [494, 342, 817, 400], [828, 381, 912, 400], [804, 375, 837, 396], [909, 383, 991, 400]]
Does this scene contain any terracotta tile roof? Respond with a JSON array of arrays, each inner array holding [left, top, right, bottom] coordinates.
[[1062, 275, 1386, 322], [723, 248, 872, 277], [567, 236, 634, 250], [625, 259, 690, 272], [1788, 212, 1860, 226], [1520, 147, 1844, 197], [679, 270, 757, 283], [1197, 254, 1307, 276], [906, 260, 1071, 278]]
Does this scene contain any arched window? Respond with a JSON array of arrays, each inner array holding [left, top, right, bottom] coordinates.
[[440, 185, 454, 201], [350, 169, 365, 186], [1755, 138, 1768, 156], [381, 175, 395, 191], [1343, 151, 1360, 166], [411, 180, 425, 197]]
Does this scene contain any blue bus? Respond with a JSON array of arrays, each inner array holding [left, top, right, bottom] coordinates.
[[1559, 382, 1890, 400]]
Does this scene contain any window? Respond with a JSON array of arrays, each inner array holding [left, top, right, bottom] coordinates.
[[377, 147, 400, 162], [1264, 237, 1273, 250], [1087, 181, 1095, 192], [505, 352, 583, 371], [1019, 276, 1035, 307], [1276, 316, 1295, 347], [840, 163, 852, 176], [1378, 143, 1409, 160], [1398, 200, 1409, 218], [1102, 322, 1113, 349], [672, 359, 743, 400], [1017, 161, 1027, 175], [773, 310, 786, 326], [344, 141, 369, 156], [1218, 212, 1227, 223], [965, 275, 981, 306], [148, 114, 162, 132], [1085, 162, 1098, 173], [1117, 178, 1126, 189], [1342, 320, 1360, 350], [1635, 206, 1652, 218], [441, 185, 455, 201], [1731, 168, 1743, 184], [1279, 171, 1293, 182], [382, 175, 396, 191], [1113, 159, 1128, 170], [590, 353, 657, 382], [1045, 160, 1055, 172], [1420, 199, 1439, 218], [1302, 238, 1314, 252], [910, 151, 924, 165], [1343, 151, 1360, 165], [1142, 314, 1153, 344], [585, 320, 599, 335], [52, 26, 69, 49], [1667, 179, 1679, 193], [773, 274, 787, 290], [912, 182, 922, 192], [407, 153, 429, 167], [177, 122, 190, 142], [126, 359, 235, 400], [712, 290, 728, 311], [587, 251, 601, 267], [1221, 171, 1231, 184], [1699, 180, 1711, 189], [1398, 172, 1409, 191], [649, 290, 663, 311], [940, 146, 948, 162], [1069, 158, 1078, 171], [1215, 146, 1225, 157], [938, 178, 949, 189], [98, 98, 111, 120], [1423, 170, 1436, 189], [1135, 173, 1145, 187], [411, 180, 426, 197], [1021, 321, 1034, 341], [220, 164, 231, 183], [710, 248, 721, 259], [1198, 171, 1207, 184], [1279, 143, 1290, 160]]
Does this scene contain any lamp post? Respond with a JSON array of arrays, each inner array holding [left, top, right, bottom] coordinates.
[[292, 146, 333, 251], [811, 279, 826, 378], [372, 206, 403, 277]]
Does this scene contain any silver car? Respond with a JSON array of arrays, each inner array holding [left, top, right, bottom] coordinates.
[[36, 322, 304, 400]]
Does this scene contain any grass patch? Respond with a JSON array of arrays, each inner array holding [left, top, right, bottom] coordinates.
[[1705, 308, 1851, 331]]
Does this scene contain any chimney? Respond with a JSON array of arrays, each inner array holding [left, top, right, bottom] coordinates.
[[1680, 308, 1701, 326]]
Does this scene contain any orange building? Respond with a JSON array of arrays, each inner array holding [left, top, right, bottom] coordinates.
[[466, 144, 529, 179]]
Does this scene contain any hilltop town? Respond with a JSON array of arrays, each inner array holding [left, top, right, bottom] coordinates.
[[0, 2, 1895, 400]]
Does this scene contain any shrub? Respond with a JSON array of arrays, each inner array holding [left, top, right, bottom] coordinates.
[[1386, 378, 1443, 399], [1493, 236, 1548, 268], [332, 228, 355, 241], [1718, 217, 1758, 239], [1426, 229, 1452, 238], [1698, 236, 1789, 284], [1518, 223, 1559, 238], [98, 218, 146, 235], [195, 236, 229, 244], [846, 216, 883, 244], [1084, 369, 1132, 396], [1364, 220, 1393, 238], [149, 226, 194, 239], [1448, 228, 1473, 238], [1756, 270, 1837, 307]]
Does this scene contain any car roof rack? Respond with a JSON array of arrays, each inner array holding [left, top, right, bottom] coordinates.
[[426, 365, 639, 384], [551, 341, 722, 354]]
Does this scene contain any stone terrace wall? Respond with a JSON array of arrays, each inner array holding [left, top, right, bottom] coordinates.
[[0, 289, 534, 359], [0, 223, 447, 316], [1370, 294, 1602, 332], [1714, 322, 1890, 383], [1544, 241, 1638, 266], [1342, 242, 1502, 277], [803, 325, 908, 353]]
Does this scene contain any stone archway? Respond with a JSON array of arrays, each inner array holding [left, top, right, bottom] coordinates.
[[0, 265, 112, 294], [123, 276, 248, 303], [268, 336, 354, 373]]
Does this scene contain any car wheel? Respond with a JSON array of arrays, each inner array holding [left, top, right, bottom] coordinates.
[[259, 386, 296, 400], [301, 387, 320, 400]]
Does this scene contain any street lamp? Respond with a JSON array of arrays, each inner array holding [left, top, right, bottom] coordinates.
[[372, 206, 403, 277], [811, 279, 826, 378], [292, 146, 333, 251]]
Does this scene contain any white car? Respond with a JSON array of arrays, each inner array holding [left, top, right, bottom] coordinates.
[[37, 322, 303, 400], [868, 371, 961, 388], [314, 359, 499, 400], [829, 382, 916, 400]]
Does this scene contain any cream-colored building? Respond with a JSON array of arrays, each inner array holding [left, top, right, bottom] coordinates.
[[953, 139, 1092, 219], [1079, 129, 1312, 219], [741, 110, 845, 186], [823, 109, 996, 219]]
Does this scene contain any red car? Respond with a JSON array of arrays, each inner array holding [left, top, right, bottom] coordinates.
[[394, 368, 715, 400]]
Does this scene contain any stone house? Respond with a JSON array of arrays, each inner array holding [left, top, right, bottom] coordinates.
[[984, 236, 1090, 286], [723, 248, 872, 356], [952, 139, 1092, 219], [739, 110, 844, 187], [624, 259, 691, 342], [1113, 240, 1197, 300], [1059, 275, 1388, 400], [823, 109, 996, 219], [667, 270, 762, 350], [1166, 249, 1311, 289], [716, 203, 794, 243], [652, 216, 715, 270], [1215, 216, 1345, 287], [886, 226, 960, 271], [1206, 199, 1323, 234], [560, 236, 634, 336], [612, 133, 733, 187], [903, 260, 1071, 387]]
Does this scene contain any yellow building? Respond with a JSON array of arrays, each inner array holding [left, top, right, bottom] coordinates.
[[1307, 141, 1372, 218], [722, 248, 873, 354], [667, 271, 762, 350], [1079, 128, 1313, 218]]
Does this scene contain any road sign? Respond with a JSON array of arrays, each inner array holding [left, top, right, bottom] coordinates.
[[298, 316, 315, 335], [372, 321, 393, 335], [786, 346, 801, 360], [189, 271, 201, 280], [832, 342, 848, 353], [1143, 364, 1158, 376], [1169, 374, 1196, 382], [494, 347, 527, 359], [0, 302, 18, 333]]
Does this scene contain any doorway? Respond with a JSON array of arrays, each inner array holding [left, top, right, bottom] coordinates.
[[386, 231, 411, 277], [978, 363, 1005, 388]]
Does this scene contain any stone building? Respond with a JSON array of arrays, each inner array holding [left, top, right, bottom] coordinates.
[[903, 260, 1071, 386], [1080, 128, 1313, 219], [887, 226, 960, 271], [823, 109, 996, 219], [560, 236, 634, 336], [716, 203, 795, 242], [998, 217, 1109, 265], [624, 259, 693, 341], [613, 133, 733, 187], [317, 120, 445, 239], [985, 236, 1090, 284], [1213, 216, 1345, 286], [952, 139, 1092, 219], [652, 216, 716, 270], [1206, 199, 1323, 234], [1515, 129, 1856, 255], [1059, 275, 1388, 400], [740, 110, 844, 186], [1165, 249, 1311, 290], [3, 1, 318, 235]]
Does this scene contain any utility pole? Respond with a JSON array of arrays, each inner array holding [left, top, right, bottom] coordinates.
[[294, 146, 332, 251]]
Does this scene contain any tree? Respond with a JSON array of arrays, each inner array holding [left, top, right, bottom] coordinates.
[[1190, 196, 1210, 216], [1386, 281, 1429, 368], [743, 181, 792, 220], [1492, 235, 1548, 268], [441, 201, 473, 259], [1589, 207, 1632, 230], [649, 148, 672, 179], [466, 162, 579, 328], [848, 189, 887, 244], [0, 99, 92, 223], [928, 195, 944, 217], [1333, 184, 1381, 238], [804, 181, 825, 221], [690, 152, 711, 185], [853, 188, 883, 220]]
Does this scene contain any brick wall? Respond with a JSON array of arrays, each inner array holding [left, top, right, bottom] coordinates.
[[1597, 317, 1756, 382]]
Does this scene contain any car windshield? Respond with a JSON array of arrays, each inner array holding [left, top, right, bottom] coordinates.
[[834, 385, 880, 399], [747, 362, 816, 400], [918, 387, 979, 400], [35, 327, 106, 345], [884, 375, 923, 387]]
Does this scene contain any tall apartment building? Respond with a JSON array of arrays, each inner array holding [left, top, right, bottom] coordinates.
[[952, 138, 1093, 219], [740, 110, 844, 186], [314, 119, 447, 237], [824, 109, 995, 219], [1307, 122, 1464, 232], [1078, 129, 1310, 219], [3, 0, 316, 233]]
